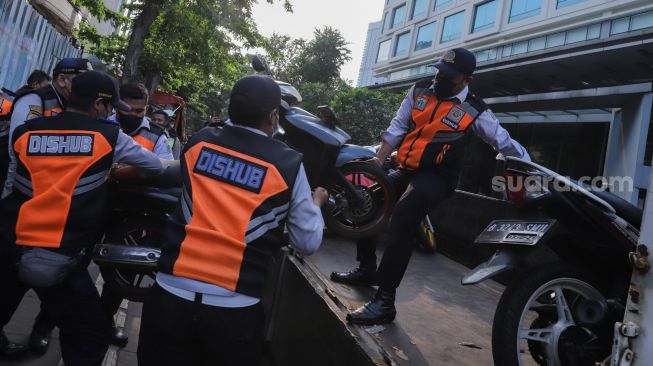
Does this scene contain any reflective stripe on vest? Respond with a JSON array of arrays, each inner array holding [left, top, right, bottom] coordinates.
[[397, 92, 480, 170], [171, 141, 290, 292]]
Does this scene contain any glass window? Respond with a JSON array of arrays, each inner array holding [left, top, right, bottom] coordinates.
[[611, 17, 630, 35], [528, 36, 545, 51], [587, 23, 601, 39], [475, 48, 497, 62], [473, 0, 497, 33], [414, 22, 436, 51], [502, 44, 513, 57], [434, 0, 453, 10], [556, 0, 587, 9], [512, 40, 528, 55], [546, 32, 565, 47], [391, 4, 406, 29], [411, 0, 428, 20], [382, 12, 389, 31], [441, 11, 465, 43], [394, 32, 411, 56], [509, 0, 541, 23], [631, 11, 653, 31], [565, 26, 587, 44], [376, 39, 391, 62]]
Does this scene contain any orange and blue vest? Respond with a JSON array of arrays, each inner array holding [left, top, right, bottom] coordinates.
[[397, 79, 487, 171], [158, 125, 302, 298]]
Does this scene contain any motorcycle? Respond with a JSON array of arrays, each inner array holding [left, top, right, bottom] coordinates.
[[462, 156, 642, 366], [94, 162, 181, 302], [252, 56, 396, 239]]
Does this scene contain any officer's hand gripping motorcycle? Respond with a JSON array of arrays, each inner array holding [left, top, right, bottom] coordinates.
[[463, 155, 641, 366], [252, 56, 395, 240]]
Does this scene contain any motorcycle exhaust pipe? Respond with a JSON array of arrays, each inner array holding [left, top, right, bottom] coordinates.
[[92, 244, 160, 270]]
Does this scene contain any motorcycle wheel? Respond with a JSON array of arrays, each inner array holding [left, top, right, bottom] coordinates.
[[492, 263, 618, 366], [323, 161, 396, 239], [99, 216, 165, 302], [416, 218, 437, 254]]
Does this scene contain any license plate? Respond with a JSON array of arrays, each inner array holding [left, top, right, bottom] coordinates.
[[474, 220, 555, 246]]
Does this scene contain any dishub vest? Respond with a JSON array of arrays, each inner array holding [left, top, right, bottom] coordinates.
[[397, 78, 488, 172], [5, 112, 119, 249], [158, 126, 303, 298]]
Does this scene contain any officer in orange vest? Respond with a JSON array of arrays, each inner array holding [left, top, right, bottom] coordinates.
[[111, 83, 173, 160], [137, 75, 328, 366], [331, 48, 531, 325], [0, 58, 92, 356], [0, 71, 166, 366]]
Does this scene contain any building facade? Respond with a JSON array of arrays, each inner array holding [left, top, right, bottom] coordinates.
[[364, 0, 653, 207], [0, 0, 83, 92], [357, 21, 383, 87]]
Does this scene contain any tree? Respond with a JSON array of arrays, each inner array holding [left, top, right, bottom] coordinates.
[[331, 88, 405, 145]]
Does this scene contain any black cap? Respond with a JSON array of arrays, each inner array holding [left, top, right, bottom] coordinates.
[[429, 48, 476, 76], [229, 75, 281, 113], [53, 58, 93, 78], [69, 71, 131, 112]]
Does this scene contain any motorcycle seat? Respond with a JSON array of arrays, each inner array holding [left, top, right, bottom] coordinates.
[[585, 186, 642, 228]]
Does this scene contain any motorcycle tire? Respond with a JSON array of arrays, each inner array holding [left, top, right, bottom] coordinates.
[[323, 161, 396, 240], [492, 263, 616, 366], [416, 219, 437, 254], [99, 216, 166, 302]]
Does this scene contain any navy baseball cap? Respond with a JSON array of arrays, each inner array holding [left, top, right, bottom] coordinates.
[[69, 71, 131, 112], [53, 58, 93, 78], [229, 75, 281, 113], [429, 48, 476, 76]]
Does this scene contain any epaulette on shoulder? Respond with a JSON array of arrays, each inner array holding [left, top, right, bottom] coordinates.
[[96, 118, 120, 126], [466, 93, 488, 112]]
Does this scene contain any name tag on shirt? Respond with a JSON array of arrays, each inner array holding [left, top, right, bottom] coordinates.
[[194, 147, 267, 193]]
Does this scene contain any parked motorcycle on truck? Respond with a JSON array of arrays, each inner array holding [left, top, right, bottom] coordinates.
[[463, 156, 642, 366]]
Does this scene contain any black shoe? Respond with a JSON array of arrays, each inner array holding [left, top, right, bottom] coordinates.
[[110, 326, 128, 347], [330, 266, 376, 286], [28, 324, 52, 356], [1, 331, 28, 358], [346, 288, 397, 325]]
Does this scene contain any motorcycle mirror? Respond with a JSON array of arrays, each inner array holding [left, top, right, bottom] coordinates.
[[252, 55, 269, 74], [317, 105, 340, 129]]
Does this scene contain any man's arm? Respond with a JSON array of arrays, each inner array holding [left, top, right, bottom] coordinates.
[[286, 163, 325, 255], [471, 109, 531, 161], [372, 87, 415, 166], [113, 131, 166, 173], [152, 134, 174, 160]]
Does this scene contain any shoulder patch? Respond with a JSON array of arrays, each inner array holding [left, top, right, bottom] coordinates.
[[442, 106, 465, 129], [27, 105, 43, 120], [415, 97, 429, 111]]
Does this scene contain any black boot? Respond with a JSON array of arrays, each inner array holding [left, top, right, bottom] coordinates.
[[346, 288, 396, 325], [1, 331, 27, 358], [111, 325, 128, 347], [330, 265, 376, 286], [28, 320, 53, 356]]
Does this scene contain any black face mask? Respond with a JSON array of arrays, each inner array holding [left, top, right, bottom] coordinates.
[[434, 77, 457, 99], [117, 113, 142, 133]]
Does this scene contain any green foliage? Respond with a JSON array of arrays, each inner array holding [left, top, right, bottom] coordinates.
[[265, 26, 351, 87], [75, 22, 129, 72], [330, 87, 405, 146], [71, 0, 128, 26]]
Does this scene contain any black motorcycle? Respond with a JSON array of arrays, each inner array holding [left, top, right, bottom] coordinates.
[[94, 163, 181, 302], [252, 56, 396, 239], [462, 156, 642, 366]]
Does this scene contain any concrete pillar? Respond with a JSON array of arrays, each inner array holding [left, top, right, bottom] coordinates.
[[603, 92, 653, 204]]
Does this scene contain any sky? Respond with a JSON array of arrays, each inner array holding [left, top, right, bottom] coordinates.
[[252, 0, 385, 85]]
